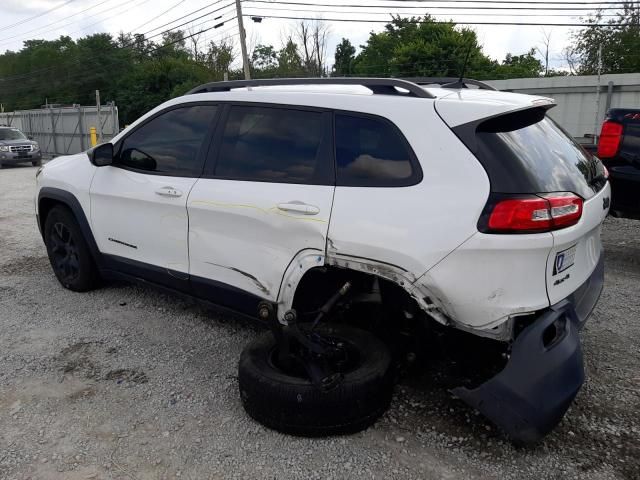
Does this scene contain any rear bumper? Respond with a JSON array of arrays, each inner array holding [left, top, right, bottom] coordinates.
[[453, 253, 604, 444]]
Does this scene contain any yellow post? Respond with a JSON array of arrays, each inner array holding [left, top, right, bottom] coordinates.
[[90, 126, 97, 147]]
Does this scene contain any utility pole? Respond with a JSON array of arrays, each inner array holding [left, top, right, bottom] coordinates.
[[594, 44, 603, 142], [95, 90, 103, 143], [235, 0, 251, 80]]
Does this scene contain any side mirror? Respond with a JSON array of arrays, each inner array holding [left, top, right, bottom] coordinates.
[[90, 143, 113, 167]]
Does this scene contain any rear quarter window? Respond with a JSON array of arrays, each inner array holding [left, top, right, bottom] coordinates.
[[334, 113, 421, 187]]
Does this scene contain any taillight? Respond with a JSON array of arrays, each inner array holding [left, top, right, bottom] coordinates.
[[597, 121, 623, 158], [483, 193, 583, 233]]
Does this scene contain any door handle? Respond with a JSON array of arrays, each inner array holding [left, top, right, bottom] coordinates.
[[277, 202, 320, 215], [155, 186, 183, 198]]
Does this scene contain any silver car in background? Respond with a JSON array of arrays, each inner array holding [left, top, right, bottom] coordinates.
[[0, 126, 42, 168]]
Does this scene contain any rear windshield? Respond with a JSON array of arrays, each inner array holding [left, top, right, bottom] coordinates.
[[467, 108, 606, 199]]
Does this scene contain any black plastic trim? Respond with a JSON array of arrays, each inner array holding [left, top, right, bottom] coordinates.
[[37, 187, 104, 268], [452, 253, 604, 444], [186, 77, 435, 99]]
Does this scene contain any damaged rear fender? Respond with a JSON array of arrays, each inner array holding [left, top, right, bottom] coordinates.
[[276, 251, 449, 325]]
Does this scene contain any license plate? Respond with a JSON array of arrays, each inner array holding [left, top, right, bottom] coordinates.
[[553, 244, 577, 275]]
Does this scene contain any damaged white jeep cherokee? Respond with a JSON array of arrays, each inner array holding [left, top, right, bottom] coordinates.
[[35, 78, 610, 444]]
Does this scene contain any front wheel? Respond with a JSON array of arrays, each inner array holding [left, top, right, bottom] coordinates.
[[44, 206, 99, 291], [238, 324, 395, 436], [32, 159, 42, 167]]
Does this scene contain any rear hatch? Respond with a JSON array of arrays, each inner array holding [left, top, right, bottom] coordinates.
[[436, 94, 609, 305]]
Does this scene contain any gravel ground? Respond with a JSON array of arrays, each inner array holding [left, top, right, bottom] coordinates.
[[1, 164, 639, 480]]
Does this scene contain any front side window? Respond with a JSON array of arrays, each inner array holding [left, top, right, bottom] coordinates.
[[335, 114, 419, 187], [118, 105, 217, 176], [215, 106, 329, 184]]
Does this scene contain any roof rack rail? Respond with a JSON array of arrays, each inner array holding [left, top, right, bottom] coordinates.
[[401, 77, 497, 91], [186, 77, 435, 99]]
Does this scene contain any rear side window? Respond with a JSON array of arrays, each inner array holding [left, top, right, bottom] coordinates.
[[468, 108, 606, 199], [335, 114, 420, 187], [214, 105, 330, 184], [118, 105, 217, 176]]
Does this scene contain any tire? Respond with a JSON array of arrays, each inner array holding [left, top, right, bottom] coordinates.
[[238, 324, 394, 436], [44, 205, 99, 291], [32, 159, 42, 167]]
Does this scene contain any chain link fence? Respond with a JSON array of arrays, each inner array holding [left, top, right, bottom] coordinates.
[[0, 104, 119, 157]]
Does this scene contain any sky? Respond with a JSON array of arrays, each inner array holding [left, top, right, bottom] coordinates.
[[0, 0, 611, 71]]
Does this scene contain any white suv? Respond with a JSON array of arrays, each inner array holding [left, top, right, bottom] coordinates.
[[35, 78, 610, 444]]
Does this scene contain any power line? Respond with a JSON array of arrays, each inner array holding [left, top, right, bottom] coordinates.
[[0, 10, 238, 85], [243, 4, 624, 17], [242, 12, 636, 26], [0, 0, 126, 46], [246, 0, 636, 11], [129, 0, 188, 33], [0, 0, 79, 31], [0, 0, 230, 50], [367, 0, 639, 4]]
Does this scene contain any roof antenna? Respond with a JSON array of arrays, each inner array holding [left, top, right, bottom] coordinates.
[[443, 41, 475, 89]]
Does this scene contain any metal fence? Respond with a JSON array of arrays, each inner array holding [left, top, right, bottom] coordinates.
[[0, 104, 119, 157]]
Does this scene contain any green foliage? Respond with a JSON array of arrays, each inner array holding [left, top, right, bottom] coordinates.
[[573, 2, 640, 74], [332, 38, 356, 76], [352, 16, 542, 80], [18, 11, 640, 125], [491, 49, 544, 79], [0, 32, 220, 124], [277, 39, 304, 76]]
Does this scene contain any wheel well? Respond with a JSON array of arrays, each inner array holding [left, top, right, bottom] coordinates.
[[291, 265, 420, 326], [38, 197, 68, 236]]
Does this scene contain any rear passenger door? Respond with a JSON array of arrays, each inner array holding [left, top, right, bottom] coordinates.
[[327, 112, 426, 273], [187, 104, 334, 314]]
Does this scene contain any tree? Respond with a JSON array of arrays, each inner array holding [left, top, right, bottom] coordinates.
[[492, 49, 544, 79], [572, 2, 640, 74], [292, 20, 330, 76], [205, 37, 235, 75], [251, 44, 278, 76], [278, 38, 304, 76], [535, 29, 552, 77], [353, 16, 492, 78], [332, 38, 356, 76]]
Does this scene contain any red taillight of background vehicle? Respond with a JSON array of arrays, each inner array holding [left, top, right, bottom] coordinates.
[[486, 193, 583, 233], [597, 121, 623, 158]]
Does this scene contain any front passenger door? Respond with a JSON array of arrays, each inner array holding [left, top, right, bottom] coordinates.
[[90, 104, 218, 289]]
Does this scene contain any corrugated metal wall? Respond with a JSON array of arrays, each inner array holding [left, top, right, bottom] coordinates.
[[0, 104, 119, 157], [486, 73, 640, 142]]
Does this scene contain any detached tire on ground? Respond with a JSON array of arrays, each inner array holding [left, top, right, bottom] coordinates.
[[238, 324, 394, 436]]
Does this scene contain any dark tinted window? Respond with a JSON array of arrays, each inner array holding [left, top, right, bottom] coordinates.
[[215, 106, 329, 183], [0, 128, 26, 140], [335, 114, 418, 186], [475, 113, 606, 199], [118, 105, 217, 176]]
